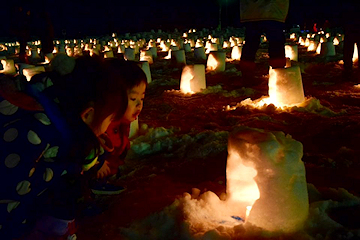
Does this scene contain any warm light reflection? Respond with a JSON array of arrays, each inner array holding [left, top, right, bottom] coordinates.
[[206, 53, 218, 71], [353, 43, 358, 63]]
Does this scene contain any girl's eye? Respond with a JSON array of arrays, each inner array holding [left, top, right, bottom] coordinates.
[[130, 98, 136, 101]]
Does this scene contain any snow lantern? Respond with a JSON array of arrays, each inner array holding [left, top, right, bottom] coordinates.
[[74, 46, 83, 57], [183, 43, 191, 53], [138, 61, 152, 84], [104, 50, 114, 58], [140, 50, 153, 64], [129, 117, 139, 139], [226, 127, 309, 232], [149, 47, 157, 59], [171, 50, 186, 66], [353, 43, 358, 63], [207, 51, 226, 72], [118, 44, 125, 54], [320, 42, 336, 57], [194, 47, 206, 61], [268, 66, 305, 107], [231, 45, 242, 61], [31, 48, 41, 59], [0, 59, 16, 75], [124, 48, 135, 61], [23, 66, 46, 82], [285, 45, 298, 61], [180, 64, 206, 93], [307, 41, 318, 52]]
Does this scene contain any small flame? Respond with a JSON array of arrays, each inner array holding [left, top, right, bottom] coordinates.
[[353, 43, 358, 63], [290, 33, 296, 39], [333, 37, 339, 46], [316, 42, 321, 54]]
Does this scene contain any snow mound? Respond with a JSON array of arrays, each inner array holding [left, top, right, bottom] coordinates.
[[120, 185, 360, 240], [228, 97, 344, 117], [165, 85, 255, 98]]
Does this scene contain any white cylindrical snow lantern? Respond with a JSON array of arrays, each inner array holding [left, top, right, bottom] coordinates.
[[0, 59, 16, 75], [320, 42, 336, 56], [149, 47, 158, 59], [307, 41, 318, 52], [207, 51, 226, 72], [31, 49, 41, 59], [231, 45, 242, 60], [140, 50, 153, 64], [194, 47, 206, 61], [180, 64, 206, 93], [183, 43, 191, 52], [138, 61, 152, 84], [171, 50, 186, 66], [226, 126, 309, 233], [104, 50, 114, 58], [268, 66, 305, 106], [284, 45, 298, 61], [129, 117, 139, 139], [124, 48, 136, 61], [118, 44, 125, 54]]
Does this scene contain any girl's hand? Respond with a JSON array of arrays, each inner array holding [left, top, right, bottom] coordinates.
[[97, 160, 111, 178]]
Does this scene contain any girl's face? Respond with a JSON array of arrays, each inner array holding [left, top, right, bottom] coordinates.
[[123, 81, 146, 123]]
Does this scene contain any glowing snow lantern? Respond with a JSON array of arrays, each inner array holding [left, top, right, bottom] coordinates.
[[22, 66, 46, 81], [304, 38, 310, 47], [307, 41, 318, 52], [268, 66, 305, 107], [290, 33, 296, 40], [316, 42, 321, 54], [333, 37, 340, 46], [0, 59, 16, 75], [183, 43, 191, 52], [118, 44, 125, 54], [231, 45, 242, 60], [124, 48, 135, 61], [226, 127, 309, 232], [320, 42, 336, 56], [171, 50, 186, 66], [140, 50, 153, 64], [180, 64, 206, 93], [285, 45, 298, 61], [206, 43, 218, 54], [207, 51, 226, 72], [223, 41, 230, 49], [160, 40, 170, 52], [299, 37, 305, 46], [194, 47, 206, 61], [104, 50, 114, 58], [149, 47, 157, 59], [138, 61, 152, 84], [353, 43, 358, 63], [74, 46, 83, 56], [31, 48, 41, 59]]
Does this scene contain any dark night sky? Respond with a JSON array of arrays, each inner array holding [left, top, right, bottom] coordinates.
[[0, 0, 342, 40]]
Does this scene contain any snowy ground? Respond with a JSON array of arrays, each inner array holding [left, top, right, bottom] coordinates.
[[76, 41, 360, 240]]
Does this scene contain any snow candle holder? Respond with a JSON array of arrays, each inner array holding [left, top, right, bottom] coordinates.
[[140, 50, 153, 64], [31, 49, 41, 59], [104, 50, 114, 58], [231, 45, 242, 61], [0, 59, 16, 75], [124, 48, 136, 61], [226, 127, 309, 232], [194, 47, 206, 61], [183, 43, 191, 53], [207, 51, 226, 72], [149, 47, 158, 59], [180, 64, 206, 93], [171, 50, 186, 66], [268, 66, 305, 107], [138, 61, 152, 84], [320, 42, 336, 57], [285, 45, 298, 61], [23, 66, 46, 82], [353, 43, 358, 64]]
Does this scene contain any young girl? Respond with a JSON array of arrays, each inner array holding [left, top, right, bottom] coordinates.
[[92, 59, 147, 194], [0, 56, 140, 239]]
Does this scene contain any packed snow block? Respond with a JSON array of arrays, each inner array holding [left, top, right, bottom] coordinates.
[[138, 61, 152, 84], [194, 47, 206, 61], [207, 51, 226, 72], [171, 50, 186, 66], [180, 64, 206, 93], [231, 45, 242, 61], [104, 50, 114, 58], [0, 59, 16, 75], [320, 42, 336, 57], [183, 43, 191, 53], [118, 44, 125, 54], [268, 66, 305, 106], [124, 48, 135, 61], [285, 45, 298, 61], [226, 127, 309, 233]]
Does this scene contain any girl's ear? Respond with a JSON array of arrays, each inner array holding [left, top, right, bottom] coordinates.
[[81, 107, 95, 126]]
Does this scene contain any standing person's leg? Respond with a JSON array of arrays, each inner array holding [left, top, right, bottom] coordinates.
[[240, 21, 262, 76], [265, 21, 286, 68]]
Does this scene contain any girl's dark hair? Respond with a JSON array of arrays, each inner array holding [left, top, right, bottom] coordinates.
[[46, 56, 146, 164]]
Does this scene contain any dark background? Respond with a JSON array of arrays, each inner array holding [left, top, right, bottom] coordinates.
[[0, 0, 342, 40]]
